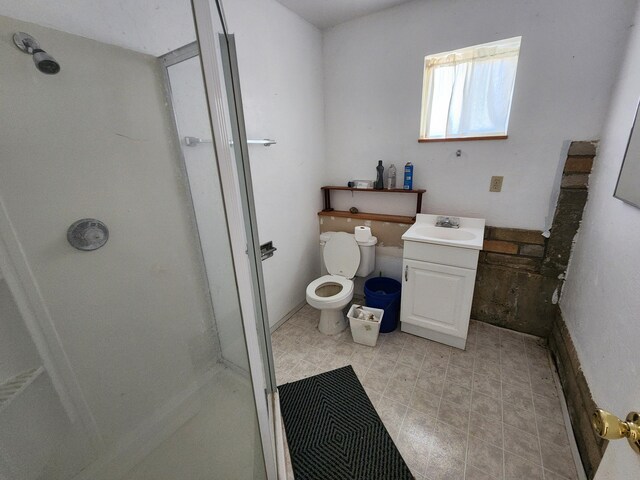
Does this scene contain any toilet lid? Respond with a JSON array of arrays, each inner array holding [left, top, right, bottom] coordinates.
[[323, 232, 361, 279]]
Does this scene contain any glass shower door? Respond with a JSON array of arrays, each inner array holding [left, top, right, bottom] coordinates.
[[163, 46, 253, 374], [0, 0, 274, 479]]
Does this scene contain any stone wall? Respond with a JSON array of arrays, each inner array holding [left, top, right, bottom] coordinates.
[[548, 310, 606, 479], [472, 227, 557, 336], [471, 141, 597, 336], [542, 142, 596, 280]]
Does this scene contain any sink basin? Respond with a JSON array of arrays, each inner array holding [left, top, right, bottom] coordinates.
[[412, 226, 476, 241], [402, 214, 485, 249]]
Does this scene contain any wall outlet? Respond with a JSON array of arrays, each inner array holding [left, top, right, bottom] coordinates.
[[490, 176, 504, 192]]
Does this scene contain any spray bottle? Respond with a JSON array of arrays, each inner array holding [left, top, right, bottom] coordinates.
[[403, 162, 414, 190]]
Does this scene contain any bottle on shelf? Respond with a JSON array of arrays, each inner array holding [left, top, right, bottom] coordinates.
[[374, 160, 384, 190], [387, 164, 397, 189], [403, 162, 414, 190]]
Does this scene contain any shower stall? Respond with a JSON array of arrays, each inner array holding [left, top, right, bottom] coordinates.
[[0, 0, 279, 478]]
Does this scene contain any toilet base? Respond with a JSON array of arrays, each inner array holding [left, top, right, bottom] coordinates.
[[318, 308, 348, 335]]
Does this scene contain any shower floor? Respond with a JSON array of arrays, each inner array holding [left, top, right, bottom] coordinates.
[[123, 366, 262, 480], [272, 303, 580, 480]]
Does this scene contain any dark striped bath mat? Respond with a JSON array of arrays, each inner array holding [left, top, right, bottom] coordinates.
[[278, 365, 414, 479]]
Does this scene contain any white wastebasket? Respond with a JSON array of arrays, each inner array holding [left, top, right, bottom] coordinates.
[[347, 304, 384, 347]]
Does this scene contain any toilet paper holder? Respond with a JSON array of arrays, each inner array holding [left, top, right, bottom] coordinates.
[[260, 241, 277, 261]]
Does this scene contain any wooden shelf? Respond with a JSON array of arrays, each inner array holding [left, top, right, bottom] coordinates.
[[318, 210, 415, 224], [321, 186, 426, 220], [321, 186, 426, 194]]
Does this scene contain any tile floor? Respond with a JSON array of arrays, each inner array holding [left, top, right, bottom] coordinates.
[[273, 303, 579, 480]]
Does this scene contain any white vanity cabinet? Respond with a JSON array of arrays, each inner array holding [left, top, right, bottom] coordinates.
[[400, 214, 485, 350]]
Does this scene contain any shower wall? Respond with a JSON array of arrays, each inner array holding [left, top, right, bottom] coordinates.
[[0, 13, 218, 462], [0, 279, 40, 382]]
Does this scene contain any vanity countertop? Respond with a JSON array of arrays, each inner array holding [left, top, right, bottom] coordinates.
[[401, 214, 485, 250]]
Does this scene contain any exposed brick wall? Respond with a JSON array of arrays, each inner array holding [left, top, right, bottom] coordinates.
[[542, 141, 596, 279], [482, 227, 546, 272], [472, 227, 556, 336], [472, 141, 597, 337], [545, 143, 605, 478], [548, 310, 607, 479]]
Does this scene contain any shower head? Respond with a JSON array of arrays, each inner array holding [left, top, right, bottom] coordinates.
[[13, 32, 60, 75], [32, 50, 60, 74]]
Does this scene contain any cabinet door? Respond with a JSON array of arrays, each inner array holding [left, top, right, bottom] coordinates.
[[401, 259, 476, 340]]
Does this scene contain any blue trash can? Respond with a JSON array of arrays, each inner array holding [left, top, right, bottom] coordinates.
[[364, 277, 402, 333]]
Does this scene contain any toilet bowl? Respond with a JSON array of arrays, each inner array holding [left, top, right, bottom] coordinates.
[[306, 231, 377, 335], [306, 275, 354, 334]]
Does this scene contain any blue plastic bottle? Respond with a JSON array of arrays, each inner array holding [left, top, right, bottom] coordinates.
[[403, 162, 413, 190]]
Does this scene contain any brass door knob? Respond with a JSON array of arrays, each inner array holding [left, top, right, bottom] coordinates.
[[592, 409, 640, 454]]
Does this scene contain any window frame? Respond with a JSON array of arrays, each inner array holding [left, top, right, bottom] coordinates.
[[418, 37, 521, 143]]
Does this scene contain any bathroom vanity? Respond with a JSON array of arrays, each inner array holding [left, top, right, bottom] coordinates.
[[400, 214, 485, 349]]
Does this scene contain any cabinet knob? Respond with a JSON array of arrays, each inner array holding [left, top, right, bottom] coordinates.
[[404, 265, 408, 281]]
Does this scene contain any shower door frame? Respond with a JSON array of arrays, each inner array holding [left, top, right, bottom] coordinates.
[[187, 0, 280, 477]]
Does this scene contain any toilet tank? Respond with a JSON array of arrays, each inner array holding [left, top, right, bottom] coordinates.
[[319, 232, 377, 277]]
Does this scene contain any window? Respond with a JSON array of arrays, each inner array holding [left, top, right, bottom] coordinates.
[[419, 36, 521, 141]]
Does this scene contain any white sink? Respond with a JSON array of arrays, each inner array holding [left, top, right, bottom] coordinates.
[[402, 214, 485, 249], [411, 226, 476, 241]]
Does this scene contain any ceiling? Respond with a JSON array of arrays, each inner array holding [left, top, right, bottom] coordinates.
[[275, 0, 415, 29], [0, 0, 416, 56], [0, 0, 195, 56]]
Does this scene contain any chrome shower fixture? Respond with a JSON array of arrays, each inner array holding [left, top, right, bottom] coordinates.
[[13, 32, 60, 75]]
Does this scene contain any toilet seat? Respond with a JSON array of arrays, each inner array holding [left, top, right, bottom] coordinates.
[[306, 274, 354, 310], [305, 232, 360, 335], [323, 232, 360, 279]]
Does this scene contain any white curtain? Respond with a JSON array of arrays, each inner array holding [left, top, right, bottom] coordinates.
[[421, 37, 521, 139]]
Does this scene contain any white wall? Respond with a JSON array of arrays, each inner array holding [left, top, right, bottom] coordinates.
[[224, 0, 326, 326], [560, 5, 640, 479], [323, 0, 636, 230], [0, 15, 217, 452]]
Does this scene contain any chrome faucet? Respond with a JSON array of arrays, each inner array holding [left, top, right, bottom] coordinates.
[[435, 216, 460, 228]]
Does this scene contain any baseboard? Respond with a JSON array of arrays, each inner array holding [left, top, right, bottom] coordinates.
[[73, 367, 220, 480], [270, 300, 306, 333]]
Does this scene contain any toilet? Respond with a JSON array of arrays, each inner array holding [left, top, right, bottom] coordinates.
[[306, 231, 377, 335]]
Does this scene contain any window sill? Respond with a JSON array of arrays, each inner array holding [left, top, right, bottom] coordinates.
[[418, 135, 508, 143]]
